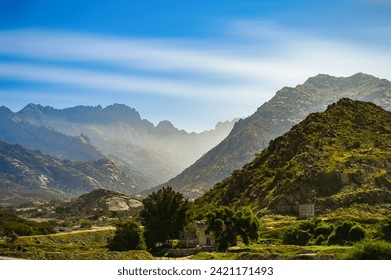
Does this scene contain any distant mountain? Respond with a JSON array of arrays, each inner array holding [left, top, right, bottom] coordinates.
[[12, 103, 235, 186], [0, 106, 105, 162], [0, 140, 142, 206], [196, 98, 391, 215], [145, 73, 391, 199]]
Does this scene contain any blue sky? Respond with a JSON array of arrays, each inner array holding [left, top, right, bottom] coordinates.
[[1, 0, 391, 132]]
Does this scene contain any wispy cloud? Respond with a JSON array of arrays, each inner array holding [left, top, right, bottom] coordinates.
[[0, 62, 264, 101], [0, 23, 390, 130]]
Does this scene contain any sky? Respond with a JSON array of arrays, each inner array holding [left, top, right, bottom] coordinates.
[[1, 0, 391, 132]]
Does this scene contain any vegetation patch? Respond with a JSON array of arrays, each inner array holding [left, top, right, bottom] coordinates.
[[0, 229, 154, 260], [0, 210, 57, 238], [342, 241, 391, 260]]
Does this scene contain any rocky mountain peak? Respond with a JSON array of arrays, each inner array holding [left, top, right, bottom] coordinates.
[[155, 120, 179, 134], [101, 103, 142, 123]]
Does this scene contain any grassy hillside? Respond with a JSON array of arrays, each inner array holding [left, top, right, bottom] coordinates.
[[196, 98, 391, 215]]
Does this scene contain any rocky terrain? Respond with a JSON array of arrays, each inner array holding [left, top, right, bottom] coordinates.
[[146, 73, 391, 199], [0, 106, 105, 162], [195, 98, 391, 215], [68, 189, 142, 213], [0, 140, 142, 206]]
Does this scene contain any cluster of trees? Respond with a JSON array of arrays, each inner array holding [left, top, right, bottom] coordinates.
[[108, 187, 260, 252]]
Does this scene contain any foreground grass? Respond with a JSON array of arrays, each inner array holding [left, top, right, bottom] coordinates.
[[190, 244, 351, 260], [0, 229, 154, 260]]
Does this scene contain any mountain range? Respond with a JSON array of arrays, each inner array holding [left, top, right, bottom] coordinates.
[[0, 103, 235, 188], [145, 73, 391, 199], [195, 98, 391, 215]]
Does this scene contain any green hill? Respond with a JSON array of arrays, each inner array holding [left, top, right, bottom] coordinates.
[[196, 98, 391, 216]]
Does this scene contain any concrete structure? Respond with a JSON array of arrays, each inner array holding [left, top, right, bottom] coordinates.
[[179, 223, 216, 249], [298, 203, 315, 218]]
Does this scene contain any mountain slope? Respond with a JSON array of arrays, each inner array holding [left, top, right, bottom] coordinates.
[[0, 140, 142, 206], [196, 98, 391, 215], [0, 106, 105, 162], [14, 103, 235, 186], [147, 73, 391, 199]]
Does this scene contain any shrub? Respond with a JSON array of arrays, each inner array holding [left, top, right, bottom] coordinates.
[[328, 221, 366, 245], [108, 221, 146, 251], [283, 218, 326, 246], [314, 224, 333, 237], [283, 227, 311, 246], [80, 220, 92, 229], [0, 210, 56, 236], [314, 234, 326, 245], [5, 231, 18, 244], [349, 225, 366, 242], [381, 216, 391, 241], [343, 241, 391, 260]]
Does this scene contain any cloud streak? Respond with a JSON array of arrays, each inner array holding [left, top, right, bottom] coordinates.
[[0, 22, 391, 131]]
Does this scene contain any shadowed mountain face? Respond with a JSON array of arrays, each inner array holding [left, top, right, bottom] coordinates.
[[7, 103, 235, 187], [196, 98, 391, 215], [0, 140, 142, 206], [145, 73, 391, 199], [0, 106, 105, 162]]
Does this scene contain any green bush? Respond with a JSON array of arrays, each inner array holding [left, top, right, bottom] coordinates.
[[314, 224, 333, 237], [108, 221, 146, 251], [349, 225, 366, 242], [80, 220, 93, 229], [0, 210, 56, 236], [314, 234, 326, 245], [328, 221, 366, 245], [283, 227, 311, 245], [343, 241, 391, 260], [283, 218, 328, 246], [381, 216, 391, 241]]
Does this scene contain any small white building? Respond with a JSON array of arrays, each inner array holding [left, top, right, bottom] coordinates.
[[298, 204, 315, 218], [179, 223, 216, 249]]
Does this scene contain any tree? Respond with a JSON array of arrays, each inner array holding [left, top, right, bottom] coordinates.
[[205, 206, 260, 251], [139, 186, 190, 249], [108, 221, 146, 251]]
